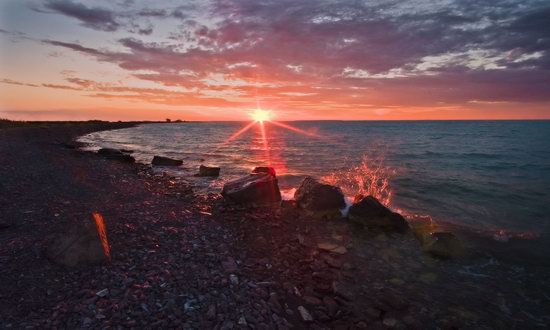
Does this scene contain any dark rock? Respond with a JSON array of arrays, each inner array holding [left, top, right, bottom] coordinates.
[[252, 166, 277, 177], [423, 231, 464, 258], [152, 156, 183, 166], [198, 165, 220, 177], [0, 222, 12, 230], [322, 297, 338, 317], [280, 200, 300, 220], [348, 195, 409, 232], [221, 173, 281, 205], [46, 217, 109, 267], [221, 257, 238, 273], [294, 177, 345, 219], [97, 148, 135, 163], [332, 281, 354, 300]]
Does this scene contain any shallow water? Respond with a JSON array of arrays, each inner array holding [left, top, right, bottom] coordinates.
[[79, 121, 550, 252]]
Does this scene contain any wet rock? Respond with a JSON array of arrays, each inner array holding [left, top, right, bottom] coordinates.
[[97, 148, 135, 163], [152, 156, 183, 166], [297, 306, 313, 322], [348, 195, 409, 232], [423, 231, 464, 258], [252, 166, 277, 177], [46, 217, 109, 267], [221, 172, 281, 205], [198, 165, 220, 177], [294, 177, 345, 219]]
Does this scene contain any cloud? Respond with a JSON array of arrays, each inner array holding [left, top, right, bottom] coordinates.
[[14, 0, 550, 114], [43, 0, 120, 31]]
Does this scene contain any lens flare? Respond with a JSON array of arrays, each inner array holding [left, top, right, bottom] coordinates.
[[251, 109, 271, 122]]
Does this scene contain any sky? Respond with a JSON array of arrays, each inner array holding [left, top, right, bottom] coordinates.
[[0, 0, 549, 121]]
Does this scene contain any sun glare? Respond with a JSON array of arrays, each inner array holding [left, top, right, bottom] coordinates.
[[251, 109, 271, 122]]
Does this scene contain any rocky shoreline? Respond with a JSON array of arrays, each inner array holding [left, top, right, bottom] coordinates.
[[1, 123, 549, 329]]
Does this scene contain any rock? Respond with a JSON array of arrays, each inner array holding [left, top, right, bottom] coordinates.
[[280, 200, 300, 220], [347, 195, 409, 232], [323, 296, 338, 317], [238, 316, 247, 326], [95, 288, 109, 297], [294, 177, 345, 219], [317, 242, 347, 254], [303, 295, 322, 305], [206, 304, 216, 319], [252, 166, 277, 177], [422, 231, 464, 258], [229, 274, 239, 285], [221, 257, 238, 273], [97, 148, 135, 163], [152, 156, 183, 166], [46, 216, 109, 267], [332, 281, 354, 300], [198, 165, 220, 177], [0, 222, 12, 230], [221, 173, 281, 205], [297, 306, 313, 322]]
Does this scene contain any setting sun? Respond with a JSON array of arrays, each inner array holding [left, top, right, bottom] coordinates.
[[251, 109, 272, 122]]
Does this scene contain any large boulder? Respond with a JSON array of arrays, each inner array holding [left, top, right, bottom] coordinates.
[[422, 231, 464, 258], [294, 177, 346, 219], [348, 195, 409, 232], [221, 171, 281, 205], [97, 148, 135, 163], [198, 165, 221, 177], [152, 155, 183, 166], [46, 216, 110, 267]]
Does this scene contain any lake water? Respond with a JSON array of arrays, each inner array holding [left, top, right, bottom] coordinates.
[[79, 121, 550, 251]]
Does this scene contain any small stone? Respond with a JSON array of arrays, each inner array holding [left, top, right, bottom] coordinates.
[[303, 295, 322, 305], [206, 304, 216, 320], [238, 316, 247, 326], [95, 289, 109, 297], [317, 242, 347, 254], [383, 318, 398, 327], [229, 274, 239, 285], [332, 281, 353, 300], [297, 306, 313, 322], [222, 257, 238, 273], [323, 296, 338, 317]]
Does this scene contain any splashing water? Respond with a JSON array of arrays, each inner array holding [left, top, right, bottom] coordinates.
[[321, 155, 395, 206]]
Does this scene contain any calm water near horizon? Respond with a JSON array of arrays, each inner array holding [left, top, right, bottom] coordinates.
[[79, 121, 550, 251]]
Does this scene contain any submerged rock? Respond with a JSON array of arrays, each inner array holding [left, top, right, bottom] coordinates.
[[423, 231, 464, 258], [152, 155, 183, 166], [294, 177, 345, 219], [221, 171, 281, 205], [46, 217, 109, 267], [348, 195, 409, 232], [198, 165, 220, 177], [97, 148, 135, 163]]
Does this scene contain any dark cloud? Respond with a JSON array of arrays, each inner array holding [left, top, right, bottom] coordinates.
[[43, 0, 120, 31]]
